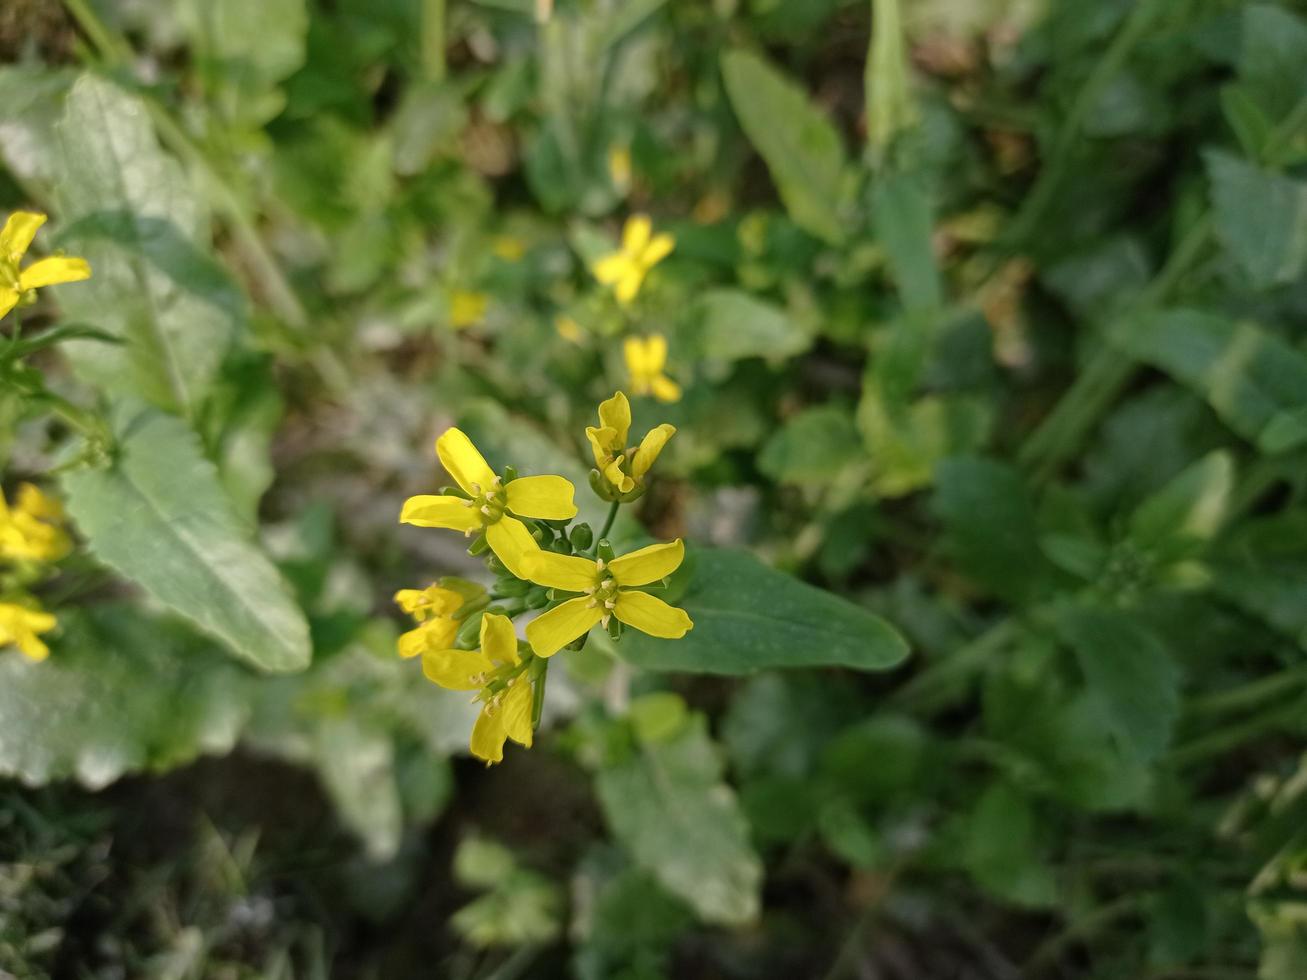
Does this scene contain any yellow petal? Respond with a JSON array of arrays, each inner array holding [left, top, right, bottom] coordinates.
[[651, 373, 682, 403], [622, 214, 653, 255], [20, 256, 91, 290], [0, 288, 19, 321], [585, 425, 616, 469], [614, 268, 644, 305], [644, 333, 668, 373], [613, 590, 693, 638], [504, 475, 578, 520], [631, 423, 676, 479], [398, 618, 458, 658], [399, 494, 481, 532], [17, 631, 50, 662], [624, 336, 651, 378], [603, 457, 634, 494], [592, 252, 631, 286], [485, 516, 539, 580], [642, 232, 675, 267], [500, 680, 534, 748], [422, 646, 496, 690], [436, 427, 497, 496], [480, 612, 520, 666], [394, 585, 463, 621], [597, 391, 631, 445], [470, 704, 508, 764], [16, 484, 64, 521], [520, 550, 598, 592], [525, 596, 605, 657], [0, 211, 45, 261], [609, 539, 685, 587]]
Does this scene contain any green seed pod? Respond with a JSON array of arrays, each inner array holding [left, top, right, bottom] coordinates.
[[569, 523, 594, 551], [503, 465, 518, 483], [496, 577, 532, 598], [526, 587, 551, 609], [439, 484, 472, 499], [606, 616, 623, 640], [597, 539, 616, 562], [456, 611, 484, 647], [467, 532, 490, 556]]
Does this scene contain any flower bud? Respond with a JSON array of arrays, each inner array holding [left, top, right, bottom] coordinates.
[[526, 588, 552, 609], [456, 612, 484, 647], [569, 523, 594, 551], [597, 539, 616, 562], [496, 577, 532, 598]]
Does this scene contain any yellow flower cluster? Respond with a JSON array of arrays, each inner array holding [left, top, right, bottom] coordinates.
[[0, 483, 70, 662], [397, 395, 692, 764], [0, 211, 91, 321]]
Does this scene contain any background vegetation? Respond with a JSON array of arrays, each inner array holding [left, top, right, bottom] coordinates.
[[3, 0, 1307, 977]]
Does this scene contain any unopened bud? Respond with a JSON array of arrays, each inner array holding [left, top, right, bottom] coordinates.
[[597, 539, 616, 562], [569, 523, 593, 551], [526, 588, 551, 609]]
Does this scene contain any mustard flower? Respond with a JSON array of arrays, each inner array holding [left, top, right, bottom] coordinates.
[[400, 428, 577, 579], [591, 215, 674, 305], [0, 212, 91, 321], [586, 391, 675, 497], [0, 483, 71, 563], [449, 290, 489, 329], [522, 539, 693, 656], [0, 601, 57, 662], [624, 334, 681, 403], [395, 584, 467, 659]]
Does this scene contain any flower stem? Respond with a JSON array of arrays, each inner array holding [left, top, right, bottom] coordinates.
[[529, 655, 548, 729], [595, 499, 621, 549]]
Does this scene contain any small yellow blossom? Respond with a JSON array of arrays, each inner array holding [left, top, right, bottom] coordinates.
[[591, 215, 674, 305], [395, 584, 466, 658], [400, 428, 577, 579], [449, 290, 489, 329], [0, 601, 57, 662], [493, 236, 526, 262], [421, 612, 533, 764], [0, 212, 91, 321], [0, 483, 71, 563], [554, 314, 584, 344], [522, 539, 692, 657], [624, 334, 681, 403], [586, 391, 675, 496], [608, 145, 632, 193]]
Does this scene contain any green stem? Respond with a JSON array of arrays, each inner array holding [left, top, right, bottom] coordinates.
[[1169, 703, 1304, 769], [594, 499, 621, 550], [421, 0, 447, 83], [529, 655, 548, 728], [1185, 665, 1307, 719], [1024, 895, 1143, 975], [890, 618, 1019, 714]]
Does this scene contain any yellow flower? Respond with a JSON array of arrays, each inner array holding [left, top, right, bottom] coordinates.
[[0, 483, 71, 563], [449, 290, 489, 329], [400, 428, 577, 579], [554, 314, 584, 344], [421, 612, 533, 764], [586, 391, 675, 496], [608, 145, 632, 192], [493, 236, 526, 262], [0, 601, 57, 662], [522, 539, 692, 657], [624, 334, 681, 402], [591, 215, 674, 305], [395, 584, 466, 658], [0, 212, 91, 321]]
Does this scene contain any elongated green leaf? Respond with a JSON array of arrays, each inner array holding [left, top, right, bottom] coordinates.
[[0, 605, 252, 788], [865, 0, 916, 155], [1057, 607, 1180, 763], [688, 289, 811, 363], [596, 716, 762, 925], [1111, 309, 1307, 454], [873, 173, 941, 313], [609, 548, 909, 674], [52, 74, 241, 415], [63, 403, 311, 673], [721, 49, 848, 244], [1206, 151, 1307, 289], [1128, 450, 1234, 554]]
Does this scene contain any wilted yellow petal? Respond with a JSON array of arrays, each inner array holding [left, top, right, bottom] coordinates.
[[500, 681, 534, 748], [504, 475, 577, 520], [613, 590, 693, 639], [422, 646, 496, 690], [480, 612, 520, 666], [642, 232, 675, 267], [525, 596, 604, 657], [436, 427, 497, 496], [609, 539, 684, 587], [470, 704, 508, 763], [0, 212, 45, 261], [521, 550, 598, 592], [485, 516, 539, 579], [597, 391, 631, 446], [631, 423, 675, 479], [20, 256, 91, 290], [399, 494, 481, 532]]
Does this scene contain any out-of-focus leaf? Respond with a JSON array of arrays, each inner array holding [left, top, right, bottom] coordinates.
[[686, 289, 811, 363], [596, 715, 762, 926], [52, 75, 242, 415], [1206, 151, 1307, 288], [962, 782, 1056, 907], [0, 605, 251, 788], [63, 403, 311, 674], [611, 547, 909, 675], [1110, 309, 1307, 454], [1057, 606, 1180, 762], [0, 66, 75, 187], [721, 49, 849, 244], [1238, 3, 1307, 121], [873, 173, 940, 313], [313, 716, 402, 861], [1213, 512, 1307, 650], [1127, 450, 1234, 555], [865, 0, 916, 155], [758, 405, 861, 484]]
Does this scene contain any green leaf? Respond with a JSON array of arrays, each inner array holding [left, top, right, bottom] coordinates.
[[1127, 450, 1234, 556], [721, 49, 849, 244], [864, 0, 916, 155], [962, 783, 1057, 907], [1057, 607, 1180, 763], [1238, 3, 1307, 121], [1206, 151, 1307, 288], [52, 74, 242, 415], [596, 715, 762, 926], [758, 405, 861, 484], [609, 547, 909, 674], [1110, 309, 1307, 454], [62, 403, 311, 673], [933, 456, 1051, 604], [0, 605, 252, 788], [1213, 512, 1307, 650], [686, 289, 811, 363], [872, 173, 942, 313], [313, 716, 403, 861]]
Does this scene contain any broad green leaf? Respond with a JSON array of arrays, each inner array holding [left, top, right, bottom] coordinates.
[[933, 456, 1051, 604], [52, 74, 241, 415], [596, 715, 762, 926], [0, 65, 75, 187], [758, 405, 861, 483], [687, 289, 811, 363], [1128, 449, 1234, 552], [62, 403, 311, 673], [1057, 607, 1180, 763], [1110, 309, 1307, 454], [1206, 151, 1307, 288], [962, 783, 1057, 907], [872, 173, 942, 313], [1213, 512, 1307, 650], [1238, 3, 1307, 121], [313, 716, 403, 861], [0, 605, 252, 788], [721, 49, 849, 244], [609, 547, 909, 674]]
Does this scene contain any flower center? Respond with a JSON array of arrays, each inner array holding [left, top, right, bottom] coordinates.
[[466, 477, 507, 525]]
